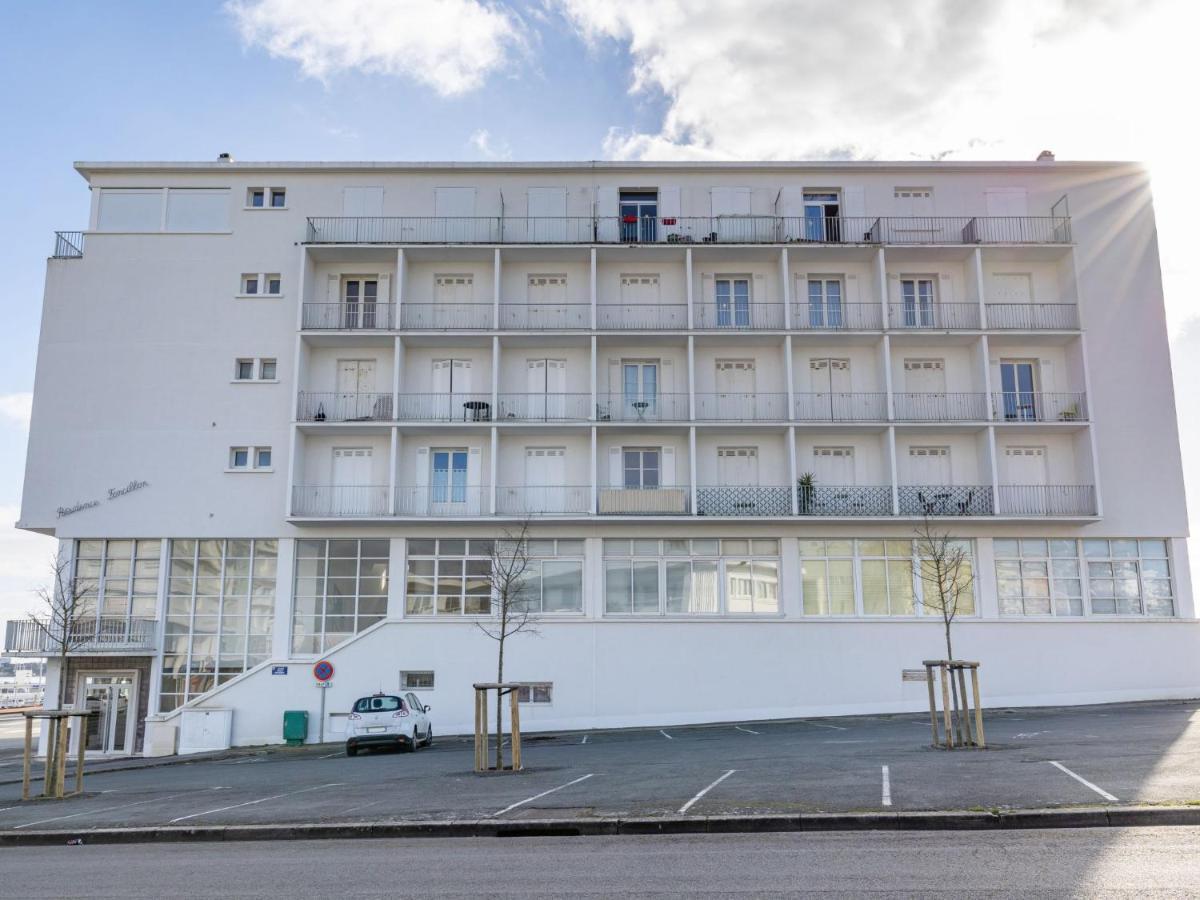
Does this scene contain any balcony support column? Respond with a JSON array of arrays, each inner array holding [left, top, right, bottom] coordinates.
[[1076, 305, 1104, 516], [780, 247, 791, 330], [882, 335, 895, 421], [687, 336, 696, 420], [590, 427, 598, 515], [685, 248, 694, 330], [396, 248, 406, 306], [589, 336, 597, 421], [491, 336, 500, 415], [271, 539, 297, 660], [979, 335, 994, 420], [589, 247, 597, 330], [985, 424, 1000, 515], [971, 247, 987, 328], [492, 248, 501, 330], [787, 426, 799, 515], [389, 428, 399, 516], [146, 539, 171, 716], [784, 335, 795, 421], [887, 426, 899, 516], [874, 248, 888, 330], [489, 426, 498, 515], [688, 426, 698, 517], [393, 337, 403, 420], [285, 425, 300, 517]]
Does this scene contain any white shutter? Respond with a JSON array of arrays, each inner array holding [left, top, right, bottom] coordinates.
[[938, 273, 954, 303], [662, 446, 676, 486], [453, 359, 472, 394], [377, 273, 391, 303], [431, 360, 450, 394], [527, 359, 545, 393], [985, 189, 1028, 217], [909, 447, 950, 483], [903, 359, 945, 392], [327, 274, 340, 301], [829, 359, 851, 392], [415, 447, 430, 488], [467, 446, 482, 487], [620, 274, 660, 302], [1004, 446, 1048, 485], [842, 187, 866, 218], [547, 359, 566, 393], [608, 359, 621, 394], [813, 447, 854, 485], [608, 446, 622, 485], [991, 273, 1032, 301], [752, 273, 764, 302], [596, 186, 619, 242], [658, 186, 681, 218], [702, 272, 715, 304], [1038, 359, 1055, 393], [661, 358, 674, 394]]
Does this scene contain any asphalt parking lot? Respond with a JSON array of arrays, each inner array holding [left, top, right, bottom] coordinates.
[[0, 700, 1196, 833]]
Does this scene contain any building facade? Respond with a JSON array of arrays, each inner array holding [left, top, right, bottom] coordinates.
[[10, 159, 1196, 755]]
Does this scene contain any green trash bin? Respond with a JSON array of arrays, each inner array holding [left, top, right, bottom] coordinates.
[[283, 710, 308, 746]]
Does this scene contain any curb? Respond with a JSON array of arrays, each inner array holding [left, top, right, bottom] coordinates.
[[1, 806, 1197, 847]]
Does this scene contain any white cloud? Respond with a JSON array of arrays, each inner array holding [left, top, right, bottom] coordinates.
[[469, 128, 513, 160], [226, 0, 525, 96], [0, 505, 55, 632], [0, 392, 32, 429]]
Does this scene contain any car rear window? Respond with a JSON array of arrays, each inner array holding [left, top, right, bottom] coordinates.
[[353, 695, 404, 713]]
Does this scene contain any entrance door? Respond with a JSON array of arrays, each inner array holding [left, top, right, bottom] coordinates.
[[716, 360, 755, 419], [619, 191, 658, 243], [80, 674, 135, 755], [336, 359, 377, 420], [999, 360, 1038, 420], [342, 277, 378, 329]]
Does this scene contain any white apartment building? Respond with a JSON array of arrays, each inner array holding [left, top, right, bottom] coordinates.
[[10, 159, 1196, 755]]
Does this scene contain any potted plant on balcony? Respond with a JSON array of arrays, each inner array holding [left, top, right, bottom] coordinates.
[[1058, 403, 1080, 421], [797, 472, 816, 515]]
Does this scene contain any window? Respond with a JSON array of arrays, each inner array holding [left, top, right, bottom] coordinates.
[[405, 538, 493, 616], [603, 539, 778, 616], [246, 188, 285, 208], [266, 275, 282, 295], [233, 358, 276, 382], [900, 278, 936, 327], [715, 277, 751, 327], [97, 189, 162, 231], [270, 188, 286, 208], [807, 278, 843, 327], [514, 683, 553, 704], [248, 188, 265, 208], [73, 539, 162, 628], [623, 447, 660, 488], [235, 359, 255, 381], [229, 446, 272, 470], [242, 274, 259, 295], [401, 671, 435, 691], [995, 538, 1082, 616], [801, 540, 855, 615], [292, 539, 390, 654], [166, 189, 230, 232], [96, 188, 229, 232], [240, 273, 282, 298], [515, 539, 585, 614], [160, 539, 277, 712], [1084, 539, 1174, 617], [260, 359, 277, 380]]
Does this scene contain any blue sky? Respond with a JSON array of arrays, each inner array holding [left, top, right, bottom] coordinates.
[[1, 0, 1197, 626]]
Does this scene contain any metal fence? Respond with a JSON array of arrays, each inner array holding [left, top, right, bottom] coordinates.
[[596, 393, 690, 422], [53, 231, 85, 258], [498, 303, 591, 330], [398, 303, 492, 330], [494, 393, 592, 421], [791, 302, 884, 330], [898, 485, 994, 516], [696, 486, 792, 516], [887, 302, 982, 330], [395, 393, 495, 422], [5, 616, 156, 653], [596, 304, 688, 330], [292, 485, 390, 517], [996, 484, 1097, 516], [693, 393, 790, 421], [985, 303, 1079, 330], [495, 485, 591, 515], [301, 302, 395, 330], [297, 391, 393, 422], [693, 302, 786, 330], [797, 485, 894, 517], [794, 392, 888, 422], [991, 391, 1088, 422], [893, 392, 989, 422]]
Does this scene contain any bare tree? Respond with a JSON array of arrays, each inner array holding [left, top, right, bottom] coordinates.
[[28, 554, 97, 693], [474, 520, 539, 770]]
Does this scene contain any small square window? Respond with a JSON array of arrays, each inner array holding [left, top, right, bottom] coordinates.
[[231, 447, 249, 468], [400, 671, 435, 690], [255, 448, 272, 468], [266, 275, 281, 294], [248, 189, 265, 208], [242, 275, 259, 295], [515, 683, 552, 704], [260, 359, 277, 380], [235, 359, 255, 380], [270, 189, 286, 208]]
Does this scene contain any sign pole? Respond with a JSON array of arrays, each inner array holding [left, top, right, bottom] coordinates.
[[318, 685, 326, 745], [312, 660, 334, 745]]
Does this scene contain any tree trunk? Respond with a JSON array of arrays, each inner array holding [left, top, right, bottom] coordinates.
[[495, 636, 504, 771]]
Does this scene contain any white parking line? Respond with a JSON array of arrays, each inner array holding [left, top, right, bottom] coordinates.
[[339, 797, 389, 816], [679, 770, 736, 814], [14, 791, 203, 830], [659, 730, 674, 740], [798, 720, 847, 731], [734, 726, 760, 735], [490, 773, 595, 818], [168, 782, 344, 824], [1049, 761, 1118, 802], [581, 735, 588, 744], [881, 766, 892, 807], [319, 752, 343, 759]]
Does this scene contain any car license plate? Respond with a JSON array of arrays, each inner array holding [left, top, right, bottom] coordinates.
[[366, 726, 386, 733]]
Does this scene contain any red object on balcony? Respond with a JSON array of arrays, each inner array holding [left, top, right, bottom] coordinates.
[[622, 215, 638, 224], [661, 217, 677, 225]]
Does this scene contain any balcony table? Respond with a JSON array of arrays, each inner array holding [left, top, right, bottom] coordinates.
[[462, 401, 491, 422]]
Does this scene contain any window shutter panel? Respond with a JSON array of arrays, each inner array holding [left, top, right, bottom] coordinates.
[[327, 274, 339, 301], [431, 360, 449, 394], [842, 187, 866, 218], [527, 359, 544, 394], [415, 448, 430, 488], [548, 359, 566, 393], [377, 273, 391, 302], [661, 358, 674, 394], [659, 186, 681, 218], [1039, 359, 1055, 393], [596, 186, 619, 242], [456, 359, 473, 394], [609, 446, 622, 485], [702, 273, 715, 304], [938, 273, 953, 302], [752, 273, 764, 300], [662, 446, 676, 486], [608, 359, 621, 394], [467, 447, 482, 487]]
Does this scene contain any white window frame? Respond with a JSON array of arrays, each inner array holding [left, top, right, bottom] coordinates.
[[514, 683, 553, 705], [228, 445, 273, 472], [400, 671, 436, 691]]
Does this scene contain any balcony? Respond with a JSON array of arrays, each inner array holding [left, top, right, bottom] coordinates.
[[887, 302, 982, 330], [694, 393, 789, 421], [597, 485, 691, 515], [791, 302, 884, 331], [694, 302, 786, 330], [893, 392, 989, 422], [399, 303, 493, 330], [305, 215, 1071, 246], [898, 485, 994, 516], [302, 302, 395, 330], [797, 485, 894, 517], [985, 303, 1079, 330], [52, 231, 85, 258], [396, 393, 495, 422], [495, 393, 592, 421], [499, 303, 590, 330], [596, 393, 690, 422], [996, 484, 1097, 516], [696, 486, 792, 516], [292, 484, 390, 517], [992, 391, 1088, 422], [596, 304, 687, 330], [495, 485, 591, 515], [298, 391, 393, 423], [395, 485, 488, 517], [794, 392, 887, 422], [5, 617, 156, 655]]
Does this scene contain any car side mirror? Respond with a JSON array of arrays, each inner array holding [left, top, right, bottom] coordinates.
[[424, 705, 431, 712]]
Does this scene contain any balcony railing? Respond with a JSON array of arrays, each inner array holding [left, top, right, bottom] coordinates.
[[396, 485, 488, 517], [298, 391, 393, 422], [597, 485, 691, 515], [52, 231, 85, 258], [893, 392, 989, 422], [887, 302, 982, 330], [302, 302, 395, 330], [996, 484, 1097, 516], [495, 485, 591, 515], [306, 215, 1072, 246], [791, 302, 884, 330], [499, 303, 590, 330], [396, 393, 495, 422], [991, 391, 1088, 422], [985, 303, 1079, 330], [794, 392, 888, 422], [596, 304, 688, 330], [694, 302, 786, 330], [495, 393, 592, 421], [797, 485, 894, 517], [5, 617, 157, 654], [292, 484, 390, 517], [696, 486, 792, 516], [693, 392, 789, 421], [898, 485, 994, 516], [398, 302, 492, 330], [597, 393, 690, 422]]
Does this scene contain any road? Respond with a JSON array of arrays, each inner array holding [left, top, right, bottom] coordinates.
[[2, 827, 1198, 897]]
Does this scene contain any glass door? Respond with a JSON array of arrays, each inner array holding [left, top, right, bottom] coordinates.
[[715, 278, 750, 327], [619, 191, 658, 243], [622, 362, 658, 420], [807, 279, 843, 327], [803, 192, 841, 241], [80, 674, 135, 755], [430, 449, 469, 513], [1000, 361, 1038, 420], [901, 279, 935, 327], [342, 278, 378, 329]]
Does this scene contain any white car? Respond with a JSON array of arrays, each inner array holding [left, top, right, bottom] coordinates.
[[345, 692, 432, 756]]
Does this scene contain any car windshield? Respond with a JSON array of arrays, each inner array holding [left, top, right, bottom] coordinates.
[[353, 695, 403, 713]]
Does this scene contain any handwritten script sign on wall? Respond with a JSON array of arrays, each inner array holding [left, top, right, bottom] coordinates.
[[57, 480, 149, 519]]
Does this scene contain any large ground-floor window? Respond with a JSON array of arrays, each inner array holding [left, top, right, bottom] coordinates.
[[292, 539, 388, 654], [74, 539, 161, 631]]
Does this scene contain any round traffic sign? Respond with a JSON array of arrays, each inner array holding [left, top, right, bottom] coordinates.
[[313, 660, 334, 682]]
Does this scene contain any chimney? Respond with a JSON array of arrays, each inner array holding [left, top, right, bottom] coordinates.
[[1036, 150, 1055, 162], [217, 152, 234, 163]]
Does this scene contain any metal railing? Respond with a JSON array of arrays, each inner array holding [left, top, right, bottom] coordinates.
[[893, 392, 989, 422], [887, 302, 982, 330], [996, 484, 1097, 516], [495, 393, 592, 421], [596, 304, 688, 330], [898, 485, 994, 516], [991, 391, 1088, 422], [495, 485, 591, 515], [396, 393, 495, 422], [597, 485, 691, 515], [53, 231, 85, 258], [696, 486, 792, 516], [398, 303, 492, 330], [985, 303, 1079, 330], [499, 303, 590, 330], [596, 393, 690, 422], [305, 215, 1072, 246], [5, 617, 156, 654], [298, 391, 393, 422], [694, 302, 786, 330], [797, 485, 894, 516], [694, 393, 790, 421], [794, 392, 888, 422], [302, 302, 395, 330], [791, 302, 884, 330], [395, 485, 489, 517], [292, 484, 390, 517]]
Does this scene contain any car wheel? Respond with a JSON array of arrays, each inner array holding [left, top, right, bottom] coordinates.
[[423, 726, 433, 747], [345, 744, 358, 757]]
